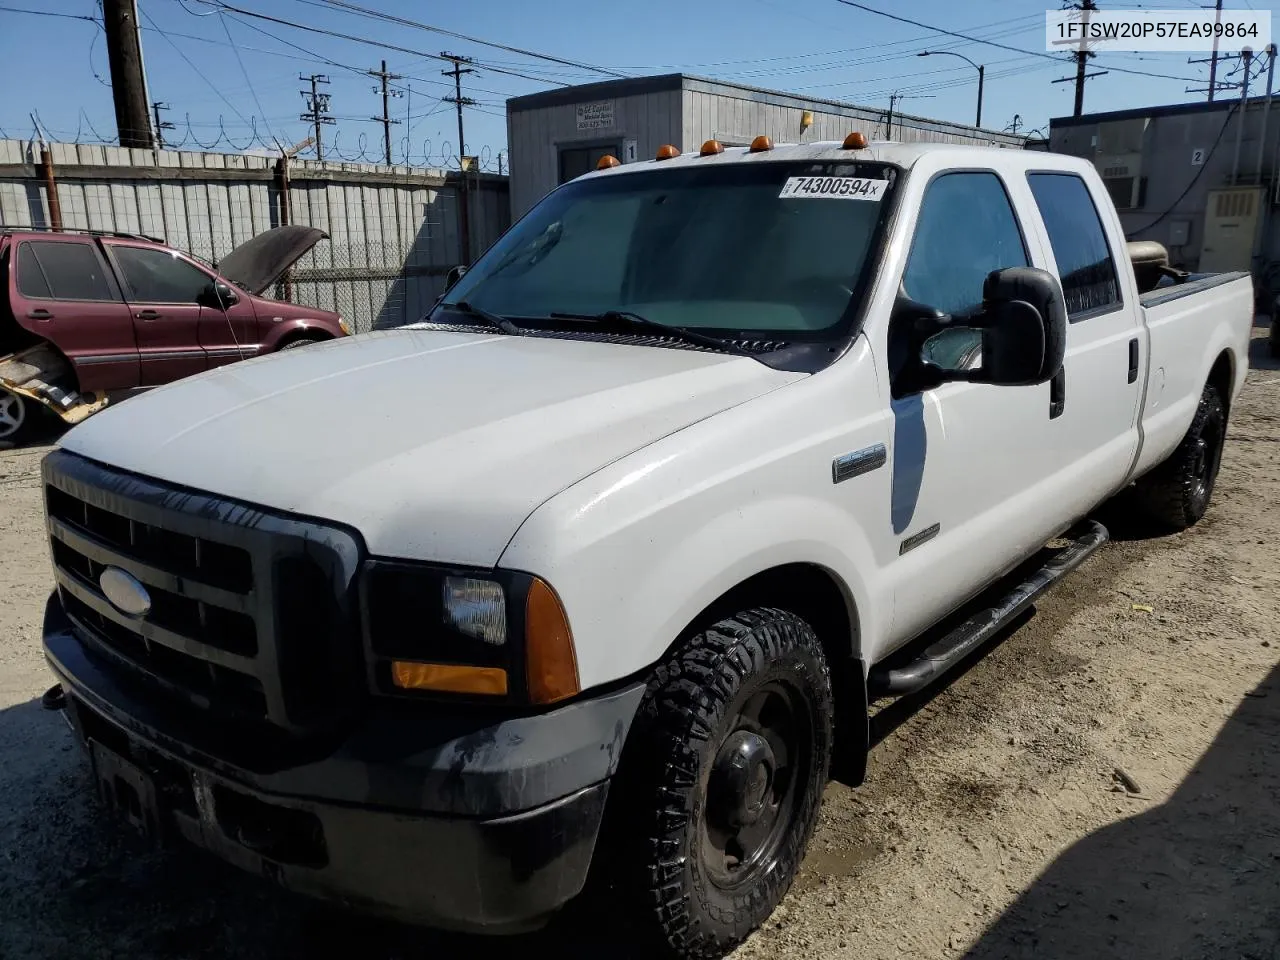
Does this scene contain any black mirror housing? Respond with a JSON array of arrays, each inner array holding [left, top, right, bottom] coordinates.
[[444, 265, 467, 292], [200, 281, 239, 309], [978, 266, 1067, 385]]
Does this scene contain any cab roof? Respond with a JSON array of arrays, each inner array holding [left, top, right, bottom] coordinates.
[[578, 139, 1080, 180]]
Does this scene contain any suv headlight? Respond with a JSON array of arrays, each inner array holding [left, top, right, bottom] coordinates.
[[363, 562, 579, 705], [338, 316, 352, 336]]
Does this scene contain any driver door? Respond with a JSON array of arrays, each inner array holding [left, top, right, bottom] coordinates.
[[883, 170, 1064, 646]]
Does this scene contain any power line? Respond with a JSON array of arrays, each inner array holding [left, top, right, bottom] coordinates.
[[831, 0, 1204, 83], [139, 6, 255, 131], [219, 10, 276, 142], [296, 0, 627, 79], [0, 4, 98, 22]]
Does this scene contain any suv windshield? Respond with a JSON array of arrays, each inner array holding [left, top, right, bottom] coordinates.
[[435, 159, 899, 339]]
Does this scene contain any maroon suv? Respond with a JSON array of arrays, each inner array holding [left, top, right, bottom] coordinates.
[[0, 226, 348, 443]]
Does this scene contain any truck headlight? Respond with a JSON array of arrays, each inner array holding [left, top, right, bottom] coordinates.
[[442, 576, 506, 645], [338, 316, 352, 336], [363, 563, 579, 705]]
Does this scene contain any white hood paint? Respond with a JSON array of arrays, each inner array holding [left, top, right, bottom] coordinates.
[[59, 330, 804, 565]]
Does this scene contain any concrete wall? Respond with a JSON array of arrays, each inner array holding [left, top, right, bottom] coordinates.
[[0, 140, 510, 332], [507, 74, 1028, 218], [1050, 98, 1280, 276]]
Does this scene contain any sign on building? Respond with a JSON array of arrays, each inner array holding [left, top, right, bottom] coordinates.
[[576, 100, 615, 131], [1191, 148, 1206, 166]]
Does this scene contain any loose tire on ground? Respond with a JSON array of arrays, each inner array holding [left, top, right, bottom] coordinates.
[[1131, 382, 1227, 532], [609, 607, 834, 960]]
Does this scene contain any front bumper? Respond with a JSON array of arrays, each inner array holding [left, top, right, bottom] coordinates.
[[44, 593, 644, 933]]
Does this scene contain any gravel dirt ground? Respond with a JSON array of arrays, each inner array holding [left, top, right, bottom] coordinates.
[[1, 328, 1277, 960]]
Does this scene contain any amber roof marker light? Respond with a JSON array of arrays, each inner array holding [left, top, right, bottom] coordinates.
[[656, 144, 681, 160], [699, 139, 724, 156], [843, 131, 868, 150], [596, 154, 621, 170], [749, 135, 774, 153]]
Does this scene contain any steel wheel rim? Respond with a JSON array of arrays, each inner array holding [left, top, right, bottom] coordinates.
[[1191, 418, 1222, 504], [699, 679, 814, 890], [0, 391, 25, 439]]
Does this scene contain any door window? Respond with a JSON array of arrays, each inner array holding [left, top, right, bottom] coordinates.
[[1027, 173, 1121, 318], [17, 241, 116, 301], [111, 246, 212, 304], [902, 172, 1029, 316]]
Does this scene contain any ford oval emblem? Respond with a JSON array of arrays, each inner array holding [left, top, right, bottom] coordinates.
[[99, 567, 152, 619]]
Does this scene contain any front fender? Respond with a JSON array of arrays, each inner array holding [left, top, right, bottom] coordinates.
[[500, 350, 892, 692]]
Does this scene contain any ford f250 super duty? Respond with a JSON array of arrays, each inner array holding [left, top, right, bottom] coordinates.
[[39, 133, 1252, 959]]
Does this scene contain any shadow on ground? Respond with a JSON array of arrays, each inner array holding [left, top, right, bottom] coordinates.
[[962, 663, 1280, 960]]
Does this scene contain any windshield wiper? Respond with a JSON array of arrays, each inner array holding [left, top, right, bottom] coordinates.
[[547, 310, 754, 358], [439, 301, 523, 335]]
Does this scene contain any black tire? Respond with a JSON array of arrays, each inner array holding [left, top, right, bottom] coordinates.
[[1132, 382, 1227, 531], [281, 336, 324, 351], [0, 388, 36, 446], [612, 608, 833, 959]]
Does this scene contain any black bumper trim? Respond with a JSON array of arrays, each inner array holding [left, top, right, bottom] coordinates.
[[62, 687, 608, 933], [45, 590, 646, 818]]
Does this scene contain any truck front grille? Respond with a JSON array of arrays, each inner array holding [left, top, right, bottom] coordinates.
[[43, 450, 366, 734]]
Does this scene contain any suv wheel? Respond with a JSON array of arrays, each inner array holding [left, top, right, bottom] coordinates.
[[611, 608, 833, 959], [0, 389, 31, 444]]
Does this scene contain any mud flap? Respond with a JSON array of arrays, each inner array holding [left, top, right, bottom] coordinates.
[[0, 343, 108, 424]]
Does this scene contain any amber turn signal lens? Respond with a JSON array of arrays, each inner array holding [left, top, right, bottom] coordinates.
[[699, 139, 724, 156], [525, 577, 580, 705], [843, 131, 868, 150], [392, 662, 508, 695], [596, 154, 621, 170], [655, 144, 681, 160], [749, 135, 774, 152]]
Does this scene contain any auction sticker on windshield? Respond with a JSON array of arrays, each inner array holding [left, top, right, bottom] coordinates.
[[778, 176, 889, 201]]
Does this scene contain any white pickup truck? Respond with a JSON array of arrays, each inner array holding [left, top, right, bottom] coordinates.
[[39, 134, 1252, 958]]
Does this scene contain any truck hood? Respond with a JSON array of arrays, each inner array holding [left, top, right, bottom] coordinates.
[[58, 331, 804, 565], [214, 225, 328, 295]]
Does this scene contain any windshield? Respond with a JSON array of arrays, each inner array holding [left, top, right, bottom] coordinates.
[[437, 159, 899, 337]]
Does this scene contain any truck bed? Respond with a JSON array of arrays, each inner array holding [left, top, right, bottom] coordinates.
[[1138, 270, 1250, 308]]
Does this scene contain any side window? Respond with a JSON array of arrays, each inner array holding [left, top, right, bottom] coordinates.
[[1027, 173, 1120, 318], [18, 241, 116, 301], [902, 172, 1028, 316], [111, 246, 212, 304]]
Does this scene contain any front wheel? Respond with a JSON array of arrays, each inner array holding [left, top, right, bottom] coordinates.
[[613, 608, 833, 959], [1131, 382, 1227, 531]]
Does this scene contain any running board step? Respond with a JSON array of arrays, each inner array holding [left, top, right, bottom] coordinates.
[[869, 520, 1109, 696]]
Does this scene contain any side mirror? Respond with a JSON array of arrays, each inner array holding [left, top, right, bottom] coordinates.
[[973, 266, 1067, 386], [200, 281, 239, 309], [444, 265, 467, 292]]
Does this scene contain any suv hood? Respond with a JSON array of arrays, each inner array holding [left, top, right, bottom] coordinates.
[[215, 225, 327, 295], [58, 331, 803, 566]]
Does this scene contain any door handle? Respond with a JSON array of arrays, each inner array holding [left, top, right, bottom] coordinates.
[[1128, 337, 1140, 384], [135, 310, 160, 321], [26, 308, 52, 320]]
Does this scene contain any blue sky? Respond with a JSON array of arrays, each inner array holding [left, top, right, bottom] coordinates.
[[0, 0, 1271, 168]]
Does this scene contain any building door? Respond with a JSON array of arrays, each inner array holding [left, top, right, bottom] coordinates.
[[558, 143, 621, 184], [1200, 187, 1264, 273]]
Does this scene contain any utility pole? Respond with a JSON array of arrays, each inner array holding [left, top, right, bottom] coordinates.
[[299, 74, 334, 162], [101, 0, 154, 148], [442, 52, 477, 265], [370, 59, 403, 166], [1052, 0, 1108, 116], [1188, 1, 1237, 100], [151, 102, 175, 149]]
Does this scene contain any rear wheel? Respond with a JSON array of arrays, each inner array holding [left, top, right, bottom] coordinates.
[[0, 389, 33, 445], [611, 608, 833, 959], [1131, 382, 1226, 531]]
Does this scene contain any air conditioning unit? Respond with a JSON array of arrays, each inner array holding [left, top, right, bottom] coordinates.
[[1095, 152, 1145, 210]]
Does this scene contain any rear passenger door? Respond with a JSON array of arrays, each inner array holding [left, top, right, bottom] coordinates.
[[1023, 172, 1142, 497], [105, 242, 210, 387], [7, 237, 139, 392]]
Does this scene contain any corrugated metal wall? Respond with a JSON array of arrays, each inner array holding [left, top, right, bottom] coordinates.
[[507, 89, 683, 218], [0, 140, 510, 332], [506, 75, 1028, 218]]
